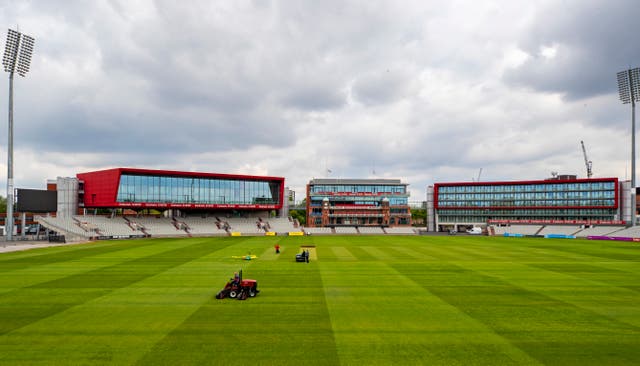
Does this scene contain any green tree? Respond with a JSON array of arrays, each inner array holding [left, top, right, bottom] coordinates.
[[411, 208, 426, 226], [0, 195, 6, 213], [289, 208, 306, 226]]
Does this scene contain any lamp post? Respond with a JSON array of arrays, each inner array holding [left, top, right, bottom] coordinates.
[[2, 29, 34, 240], [617, 67, 640, 226]]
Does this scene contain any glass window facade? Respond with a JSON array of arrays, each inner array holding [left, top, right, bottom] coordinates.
[[436, 181, 616, 209], [308, 196, 408, 207], [310, 184, 406, 194], [308, 183, 409, 207], [116, 174, 280, 205], [434, 179, 619, 223]]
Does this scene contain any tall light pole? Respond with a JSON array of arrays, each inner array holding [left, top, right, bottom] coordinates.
[[2, 29, 34, 240], [617, 67, 640, 226]]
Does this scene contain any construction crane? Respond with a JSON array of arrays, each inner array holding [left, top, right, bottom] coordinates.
[[580, 140, 593, 178], [472, 168, 482, 182]]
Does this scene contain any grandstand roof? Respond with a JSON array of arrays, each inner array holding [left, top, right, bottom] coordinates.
[[78, 167, 284, 181], [309, 178, 405, 185]]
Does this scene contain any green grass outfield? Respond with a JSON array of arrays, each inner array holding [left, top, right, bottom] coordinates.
[[1, 235, 640, 365]]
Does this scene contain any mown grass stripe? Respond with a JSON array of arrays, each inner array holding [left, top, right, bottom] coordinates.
[[0, 238, 237, 335], [390, 245, 436, 260], [510, 262, 640, 328], [0, 240, 158, 274], [344, 246, 376, 261], [502, 243, 584, 262], [0, 240, 248, 365], [330, 246, 356, 261], [320, 261, 541, 365], [0, 240, 198, 295], [429, 245, 491, 261], [471, 237, 590, 262], [30, 239, 220, 289], [359, 246, 395, 260], [256, 245, 280, 261], [135, 257, 339, 365], [529, 242, 640, 261], [395, 261, 640, 365], [442, 244, 510, 261], [410, 243, 468, 261], [0, 235, 638, 365]]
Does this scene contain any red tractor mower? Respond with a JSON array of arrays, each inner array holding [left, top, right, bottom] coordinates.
[[215, 270, 259, 300]]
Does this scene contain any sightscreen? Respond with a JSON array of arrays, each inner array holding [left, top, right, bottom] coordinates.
[[16, 189, 57, 213]]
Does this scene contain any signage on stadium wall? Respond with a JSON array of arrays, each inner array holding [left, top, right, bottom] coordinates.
[[588, 236, 640, 242], [114, 202, 278, 210], [488, 219, 626, 225], [544, 234, 576, 239], [315, 192, 394, 196], [97, 234, 147, 240], [332, 205, 378, 209]]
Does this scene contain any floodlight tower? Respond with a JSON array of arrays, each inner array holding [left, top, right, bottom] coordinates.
[[617, 67, 640, 226], [2, 29, 35, 240]]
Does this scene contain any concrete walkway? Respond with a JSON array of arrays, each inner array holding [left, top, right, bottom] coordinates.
[[0, 240, 89, 254]]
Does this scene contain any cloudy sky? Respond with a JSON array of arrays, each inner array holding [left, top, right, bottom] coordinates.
[[1, 0, 639, 203]]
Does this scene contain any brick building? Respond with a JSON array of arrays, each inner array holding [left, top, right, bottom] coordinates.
[[306, 178, 411, 228]]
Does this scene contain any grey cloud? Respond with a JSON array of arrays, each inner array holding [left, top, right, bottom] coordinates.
[[504, 0, 640, 100], [352, 70, 416, 106], [281, 86, 346, 111], [1, 0, 635, 194], [19, 100, 294, 155]]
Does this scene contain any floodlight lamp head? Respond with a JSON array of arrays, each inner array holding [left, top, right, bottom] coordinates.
[[630, 68, 640, 101], [617, 68, 640, 104], [2, 29, 20, 73], [2, 29, 34, 76], [16, 34, 34, 77], [617, 71, 631, 104]]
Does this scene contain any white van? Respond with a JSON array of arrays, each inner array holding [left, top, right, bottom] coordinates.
[[466, 227, 482, 235]]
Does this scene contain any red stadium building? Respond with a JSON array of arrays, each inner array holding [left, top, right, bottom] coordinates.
[[31, 168, 288, 240], [75, 168, 284, 212], [426, 176, 630, 232]]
